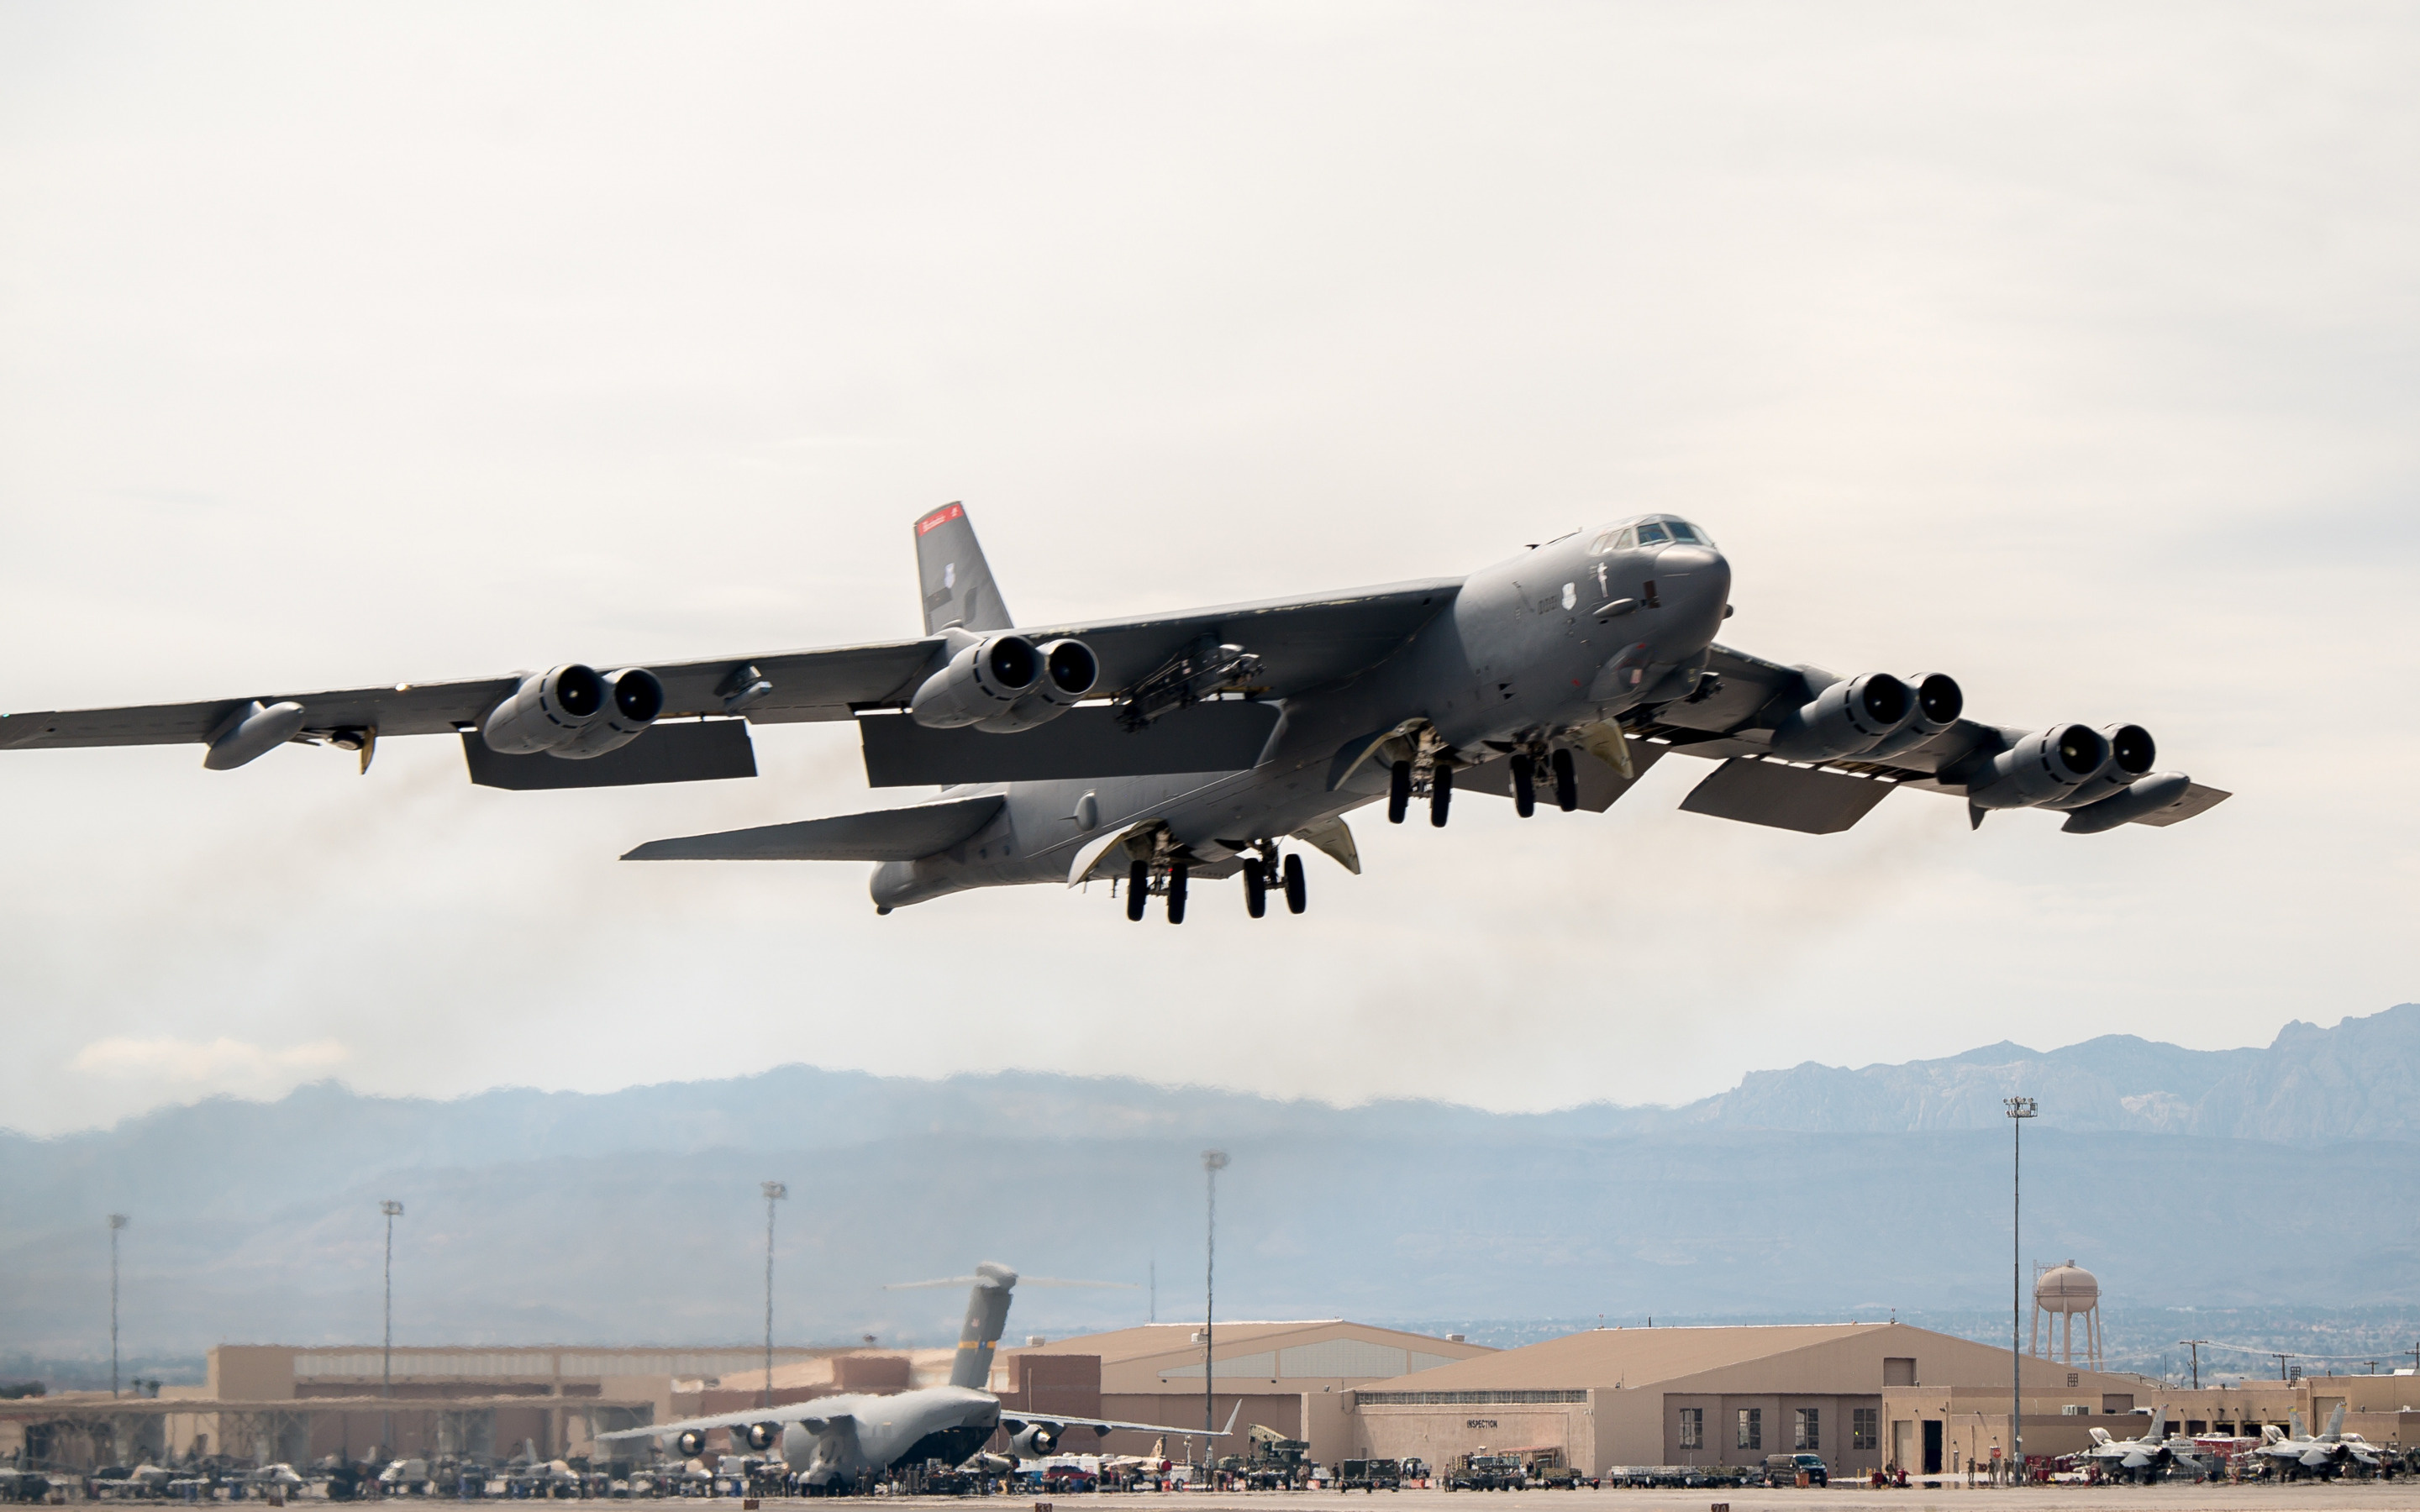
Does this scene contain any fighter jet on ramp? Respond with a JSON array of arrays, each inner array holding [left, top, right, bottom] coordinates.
[[2083, 1408, 2173, 1482], [0, 504, 2227, 917], [597, 1263, 1233, 1489]]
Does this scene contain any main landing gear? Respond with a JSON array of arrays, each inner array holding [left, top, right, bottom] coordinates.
[[1387, 759, 1452, 827], [1509, 748, 1580, 816], [1240, 843, 1307, 918], [1125, 857, 1189, 923]]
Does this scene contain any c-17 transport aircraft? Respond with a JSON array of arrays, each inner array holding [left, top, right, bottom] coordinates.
[[597, 1263, 1234, 1489], [0, 504, 2225, 919]]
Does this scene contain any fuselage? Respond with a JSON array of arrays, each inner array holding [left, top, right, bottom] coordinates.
[[872, 516, 1731, 908], [777, 1385, 999, 1487]]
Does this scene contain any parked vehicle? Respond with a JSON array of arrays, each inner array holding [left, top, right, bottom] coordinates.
[[1765, 1453, 1828, 1487]]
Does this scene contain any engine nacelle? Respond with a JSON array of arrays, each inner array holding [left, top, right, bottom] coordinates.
[[673, 1431, 709, 1459], [1965, 723, 2111, 809], [552, 668, 665, 759], [2044, 723, 2155, 808], [1768, 673, 1912, 761], [972, 638, 1100, 733], [1861, 673, 1965, 759], [1011, 1425, 1058, 1459], [742, 1423, 780, 1452], [481, 665, 606, 754], [910, 636, 1042, 729]]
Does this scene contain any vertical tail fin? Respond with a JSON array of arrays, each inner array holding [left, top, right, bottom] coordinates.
[[915, 502, 1015, 634], [2145, 1407, 2166, 1440], [2323, 1403, 2345, 1438], [949, 1262, 1019, 1390]]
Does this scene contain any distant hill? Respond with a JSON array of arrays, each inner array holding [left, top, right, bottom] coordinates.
[[2, 1006, 2412, 1357]]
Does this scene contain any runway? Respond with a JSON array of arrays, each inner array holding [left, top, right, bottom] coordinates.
[[525, 1487, 2420, 1512]]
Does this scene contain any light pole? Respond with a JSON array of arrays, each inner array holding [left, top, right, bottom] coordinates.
[[108, 1215, 129, 1399], [381, 1200, 404, 1457], [761, 1182, 787, 1410], [2180, 1339, 2208, 1390], [1202, 1150, 1228, 1461], [2004, 1097, 2036, 1484]]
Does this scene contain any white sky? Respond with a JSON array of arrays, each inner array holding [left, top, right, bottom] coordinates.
[[2, 3, 2413, 1137]]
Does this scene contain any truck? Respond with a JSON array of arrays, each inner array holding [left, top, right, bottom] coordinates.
[[1337, 1458, 1403, 1491], [1764, 1453, 1829, 1487]]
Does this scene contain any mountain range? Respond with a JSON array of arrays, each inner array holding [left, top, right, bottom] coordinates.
[[2, 1005, 2412, 1358]]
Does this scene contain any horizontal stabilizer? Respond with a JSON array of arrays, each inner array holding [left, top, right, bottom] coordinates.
[[860, 701, 1279, 787], [623, 795, 1003, 862], [462, 720, 756, 790], [1679, 757, 1894, 834]]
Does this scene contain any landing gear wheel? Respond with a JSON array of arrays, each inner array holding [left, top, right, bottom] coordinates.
[[1510, 753, 1536, 817], [1551, 748, 1578, 811], [1429, 764, 1453, 827], [1282, 853, 1307, 914], [1126, 860, 1149, 921], [1165, 863, 1188, 923], [1387, 759, 1412, 823], [1243, 859, 1268, 918]]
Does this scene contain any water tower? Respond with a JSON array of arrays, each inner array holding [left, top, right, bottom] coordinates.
[[2030, 1259, 2102, 1368]]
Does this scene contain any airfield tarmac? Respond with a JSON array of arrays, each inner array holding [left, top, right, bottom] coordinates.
[[534, 1488, 2420, 1512]]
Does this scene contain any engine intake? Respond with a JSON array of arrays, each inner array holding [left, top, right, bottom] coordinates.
[[1862, 673, 1965, 760], [2044, 723, 2155, 809], [1769, 673, 1912, 761], [1011, 1425, 1058, 1459], [973, 637, 1100, 733], [910, 635, 1042, 729], [743, 1423, 780, 1452], [481, 665, 606, 755], [1965, 722, 2111, 810], [673, 1431, 709, 1459], [555, 669, 665, 759]]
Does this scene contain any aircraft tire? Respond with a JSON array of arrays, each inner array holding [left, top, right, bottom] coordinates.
[[1244, 859, 1268, 918], [1127, 860, 1149, 921], [1429, 764, 1453, 827], [1510, 753, 1535, 817], [1552, 748, 1578, 811], [1388, 760, 1412, 823], [1167, 863, 1188, 923], [1283, 853, 1307, 914]]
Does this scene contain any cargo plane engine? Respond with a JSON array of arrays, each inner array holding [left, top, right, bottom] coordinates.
[[909, 633, 1097, 732]]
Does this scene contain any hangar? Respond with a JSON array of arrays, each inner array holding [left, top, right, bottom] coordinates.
[[1346, 1321, 2148, 1478]]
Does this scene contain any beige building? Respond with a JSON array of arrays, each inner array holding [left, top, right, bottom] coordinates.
[[1347, 1322, 2158, 1477], [995, 1320, 1495, 1464]]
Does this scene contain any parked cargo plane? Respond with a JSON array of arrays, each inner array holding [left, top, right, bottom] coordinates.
[[597, 1263, 1232, 1489], [0, 504, 2226, 918]]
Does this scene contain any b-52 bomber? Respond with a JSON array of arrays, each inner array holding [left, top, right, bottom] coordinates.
[[597, 1263, 1233, 1490], [0, 503, 2226, 919]]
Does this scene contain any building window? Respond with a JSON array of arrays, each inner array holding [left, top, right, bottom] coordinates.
[[1737, 1408, 1761, 1451], [1677, 1409, 1702, 1450], [1853, 1408, 1878, 1451], [1795, 1408, 1819, 1450]]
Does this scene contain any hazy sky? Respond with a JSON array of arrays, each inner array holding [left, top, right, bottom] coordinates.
[[3, 3, 2413, 1137]]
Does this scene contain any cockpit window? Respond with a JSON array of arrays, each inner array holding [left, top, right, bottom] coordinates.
[[1636, 521, 1670, 545], [1588, 527, 1635, 554], [1666, 522, 1702, 544]]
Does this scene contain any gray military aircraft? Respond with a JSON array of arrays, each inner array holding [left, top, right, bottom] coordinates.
[[596, 1263, 1232, 1489], [2082, 1408, 2174, 1482], [0, 503, 2226, 919], [2255, 1404, 2386, 1478]]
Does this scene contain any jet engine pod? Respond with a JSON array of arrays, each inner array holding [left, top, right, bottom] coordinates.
[[1965, 722, 2111, 809], [973, 637, 1100, 733], [1011, 1425, 1058, 1459], [1768, 673, 1912, 761], [481, 665, 606, 754], [673, 1431, 709, 1459], [743, 1423, 780, 1452], [2044, 723, 2155, 808], [551, 668, 665, 759], [909, 635, 1041, 729]]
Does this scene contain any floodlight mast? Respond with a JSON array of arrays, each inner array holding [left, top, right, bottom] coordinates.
[[2004, 1097, 2037, 1482], [762, 1181, 788, 1410], [1202, 1149, 1228, 1453], [381, 1200, 404, 1457], [108, 1215, 129, 1399]]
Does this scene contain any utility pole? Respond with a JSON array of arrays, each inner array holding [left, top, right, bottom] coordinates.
[[2181, 1340, 2208, 1390], [108, 1215, 129, 1399], [381, 1200, 404, 1458], [761, 1182, 787, 1410], [1202, 1150, 1228, 1462], [2004, 1097, 2036, 1483]]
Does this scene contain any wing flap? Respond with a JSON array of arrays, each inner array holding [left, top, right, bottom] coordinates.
[[623, 795, 1003, 862], [1678, 758, 1895, 834], [462, 722, 756, 790], [860, 702, 1280, 786]]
